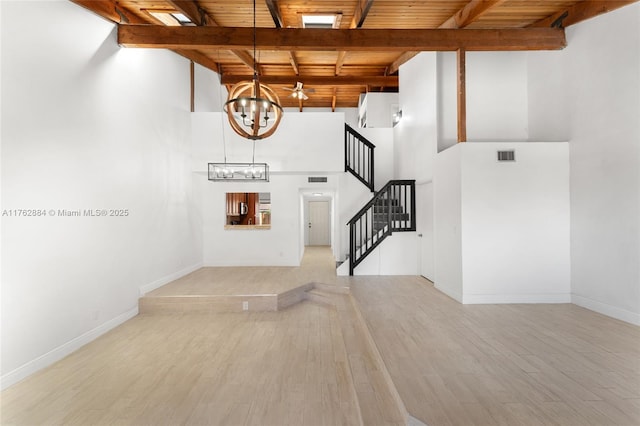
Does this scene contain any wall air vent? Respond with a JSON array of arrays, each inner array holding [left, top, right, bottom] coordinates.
[[497, 150, 516, 162], [308, 176, 328, 183]]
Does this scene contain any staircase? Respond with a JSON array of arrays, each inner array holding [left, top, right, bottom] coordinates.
[[345, 123, 375, 192], [347, 180, 416, 275], [344, 124, 416, 276]]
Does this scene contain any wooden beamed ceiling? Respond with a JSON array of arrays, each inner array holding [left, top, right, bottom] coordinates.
[[72, 0, 639, 109]]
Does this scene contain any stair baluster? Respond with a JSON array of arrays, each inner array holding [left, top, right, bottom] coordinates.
[[347, 180, 416, 275], [345, 123, 375, 192]]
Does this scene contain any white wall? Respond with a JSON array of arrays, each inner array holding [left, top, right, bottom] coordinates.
[[191, 112, 344, 173], [438, 51, 530, 150], [526, 51, 569, 142], [199, 173, 344, 267], [343, 232, 418, 275], [433, 143, 571, 304], [1, 1, 202, 388], [433, 145, 463, 302], [416, 182, 434, 280], [563, 5, 640, 325], [192, 111, 357, 266], [395, 52, 438, 182], [460, 143, 571, 303], [389, 53, 438, 280], [194, 63, 227, 112]]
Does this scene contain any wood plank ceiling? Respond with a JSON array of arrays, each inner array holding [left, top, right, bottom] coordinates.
[[73, 0, 637, 110]]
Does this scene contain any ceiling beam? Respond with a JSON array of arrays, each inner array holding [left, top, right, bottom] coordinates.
[[220, 75, 398, 87], [167, 0, 260, 73], [440, 0, 508, 29], [288, 52, 300, 75], [166, 0, 209, 25], [388, 52, 419, 76], [265, 0, 283, 28], [70, 0, 148, 24], [530, 0, 639, 28], [388, 0, 506, 74], [175, 49, 219, 73], [265, 0, 300, 75], [118, 26, 566, 51], [331, 87, 337, 112], [457, 48, 467, 143], [230, 49, 259, 73], [335, 51, 348, 75], [336, 0, 374, 75], [351, 0, 376, 28]]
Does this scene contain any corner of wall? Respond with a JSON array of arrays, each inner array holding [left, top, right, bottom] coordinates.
[[572, 294, 640, 326]]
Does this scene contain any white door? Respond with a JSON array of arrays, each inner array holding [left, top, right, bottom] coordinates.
[[308, 201, 331, 246], [416, 183, 434, 280]]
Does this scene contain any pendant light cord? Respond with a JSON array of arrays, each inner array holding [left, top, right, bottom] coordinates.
[[253, 0, 257, 79], [216, 51, 228, 164], [252, 140, 256, 165]]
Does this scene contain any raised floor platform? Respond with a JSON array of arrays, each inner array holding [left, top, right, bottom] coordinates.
[[136, 246, 410, 425], [139, 246, 350, 313]]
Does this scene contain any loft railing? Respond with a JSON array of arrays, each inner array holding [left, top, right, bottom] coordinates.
[[345, 123, 375, 192], [347, 180, 416, 275]]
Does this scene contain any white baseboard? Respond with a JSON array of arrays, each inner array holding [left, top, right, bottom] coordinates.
[[139, 261, 203, 296], [434, 283, 463, 303], [572, 294, 640, 326], [1, 307, 138, 391], [462, 293, 571, 304]]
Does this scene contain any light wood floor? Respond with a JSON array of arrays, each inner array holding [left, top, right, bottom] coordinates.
[[1, 247, 395, 426], [3, 249, 640, 426], [1, 305, 362, 426], [146, 246, 346, 297], [350, 275, 640, 426]]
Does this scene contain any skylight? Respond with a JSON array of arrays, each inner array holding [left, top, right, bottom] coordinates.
[[301, 14, 340, 29], [145, 10, 193, 26], [170, 13, 192, 25]]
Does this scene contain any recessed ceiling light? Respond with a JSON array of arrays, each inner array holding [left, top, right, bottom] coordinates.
[[312, 193, 324, 196]]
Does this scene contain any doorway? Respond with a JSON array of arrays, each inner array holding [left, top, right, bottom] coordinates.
[[308, 201, 331, 246]]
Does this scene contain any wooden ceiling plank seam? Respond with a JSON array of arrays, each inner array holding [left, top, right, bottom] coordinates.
[[530, 0, 639, 28], [117, 26, 567, 51]]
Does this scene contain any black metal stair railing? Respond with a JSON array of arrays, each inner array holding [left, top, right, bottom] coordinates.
[[345, 123, 375, 192], [347, 180, 416, 275]]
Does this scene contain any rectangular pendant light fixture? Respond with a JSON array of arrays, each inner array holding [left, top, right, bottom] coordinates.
[[208, 163, 269, 182]]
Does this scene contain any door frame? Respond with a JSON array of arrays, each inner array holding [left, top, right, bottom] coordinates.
[[299, 190, 337, 261]]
